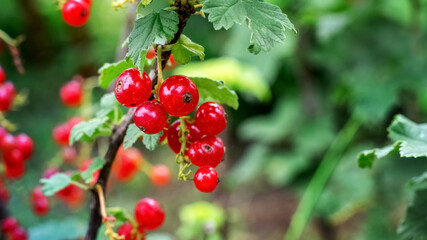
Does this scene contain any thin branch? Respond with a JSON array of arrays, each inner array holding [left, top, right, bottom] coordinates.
[[84, 2, 195, 239]]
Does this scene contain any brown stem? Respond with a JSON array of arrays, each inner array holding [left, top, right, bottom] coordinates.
[[84, 2, 195, 239]]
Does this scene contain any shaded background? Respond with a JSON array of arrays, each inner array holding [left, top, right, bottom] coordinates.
[[2, 0, 427, 239]]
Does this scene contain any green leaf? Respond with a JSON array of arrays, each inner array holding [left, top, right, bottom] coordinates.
[[408, 172, 427, 188], [98, 60, 135, 89], [81, 157, 106, 184], [141, 0, 153, 7], [357, 144, 399, 169], [127, 9, 179, 71], [96, 93, 122, 118], [388, 114, 427, 158], [40, 173, 71, 196], [397, 188, 427, 239], [203, 0, 296, 54], [70, 117, 112, 145], [190, 77, 238, 110], [106, 207, 130, 223], [123, 124, 162, 151], [171, 35, 205, 64]]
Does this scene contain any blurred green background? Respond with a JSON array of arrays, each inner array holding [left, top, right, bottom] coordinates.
[[2, 0, 427, 240]]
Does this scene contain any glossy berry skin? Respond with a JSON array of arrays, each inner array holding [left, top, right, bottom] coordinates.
[[134, 198, 165, 230], [0, 127, 7, 144], [52, 123, 70, 146], [78, 0, 92, 6], [167, 120, 203, 154], [60, 80, 83, 107], [195, 102, 226, 136], [3, 149, 24, 165], [3, 82, 15, 96], [114, 69, 152, 107], [159, 75, 199, 116], [117, 222, 137, 240], [31, 187, 49, 216], [113, 146, 143, 182], [1, 133, 15, 152], [0, 84, 14, 112], [4, 160, 25, 179], [62, 0, 90, 27], [1, 217, 19, 234], [15, 134, 34, 160], [194, 166, 218, 193], [0, 66, 5, 84], [188, 136, 224, 168], [10, 227, 28, 240], [150, 165, 170, 187], [134, 101, 167, 134]]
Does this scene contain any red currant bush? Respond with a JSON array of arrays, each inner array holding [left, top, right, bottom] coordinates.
[[134, 198, 165, 230], [62, 0, 90, 27], [60, 78, 83, 107], [188, 136, 225, 168], [159, 75, 199, 116], [194, 166, 218, 193], [167, 119, 203, 154], [150, 164, 170, 187], [114, 68, 152, 107], [134, 101, 167, 134], [195, 102, 227, 136]]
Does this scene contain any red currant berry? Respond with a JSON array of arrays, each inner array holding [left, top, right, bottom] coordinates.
[[0, 182, 9, 203], [4, 160, 25, 179], [117, 222, 137, 240], [0, 127, 7, 143], [60, 79, 83, 107], [112, 146, 143, 182], [0, 84, 14, 112], [10, 226, 28, 240], [31, 187, 50, 216], [1, 217, 18, 234], [15, 134, 34, 160], [3, 149, 24, 165], [62, 0, 90, 27], [3, 82, 15, 96], [52, 123, 70, 146], [188, 136, 224, 168], [114, 69, 152, 107], [67, 116, 83, 130], [195, 102, 226, 136], [61, 146, 78, 164], [146, 47, 156, 60], [167, 120, 203, 154], [1, 133, 15, 152], [150, 165, 170, 187], [56, 182, 85, 208], [159, 75, 199, 116], [79, 159, 99, 185], [79, 0, 92, 6], [0, 66, 5, 84], [134, 198, 165, 230], [194, 166, 218, 193], [134, 101, 167, 134]]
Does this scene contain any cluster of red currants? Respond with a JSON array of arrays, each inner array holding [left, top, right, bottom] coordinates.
[[62, 0, 92, 27], [1, 217, 28, 240], [52, 117, 82, 147], [0, 66, 16, 112], [30, 187, 50, 216], [114, 66, 226, 193], [117, 198, 165, 240]]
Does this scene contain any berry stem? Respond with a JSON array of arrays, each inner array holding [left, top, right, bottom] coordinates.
[[176, 117, 192, 180], [70, 180, 90, 190], [96, 184, 122, 240], [155, 45, 164, 99]]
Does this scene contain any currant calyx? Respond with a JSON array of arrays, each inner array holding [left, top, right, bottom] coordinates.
[[114, 68, 152, 107], [134, 101, 167, 134], [159, 75, 199, 117], [194, 166, 218, 193]]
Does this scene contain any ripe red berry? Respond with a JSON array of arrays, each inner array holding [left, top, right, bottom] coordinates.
[[31, 187, 50, 216], [112, 146, 143, 182], [1, 217, 19, 234], [1, 133, 15, 152], [3, 82, 15, 96], [134, 198, 165, 230], [188, 136, 224, 168], [79, 159, 99, 185], [52, 123, 70, 146], [15, 134, 34, 160], [167, 120, 203, 154], [62, 0, 90, 27], [3, 149, 24, 165], [195, 102, 227, 136], [4, 160, 25, 179], [117, 222, 137, 240], [159, 75, 199, 116], [150, 165, 170, 187], [134, 101, 167, 134], [0, 182, 9, 203], [194, 166, 218, 193], [79, 0, 92, 6], [146, 47, 156, 60], [114, 69, 152, 107], [56, 183, 85, 208], [60, 79, 83, 107], [0, 66, 5, 84], [10, 226, 28, 240], [0, 84, 14, 112], [0, 127, 7, 143]]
